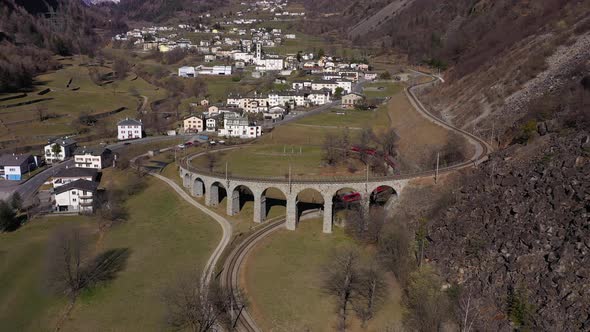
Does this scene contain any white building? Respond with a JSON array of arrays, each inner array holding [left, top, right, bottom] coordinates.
[[307, 90, 332, 106], [44, 137, 77, 164], [268, 91, 306, 108], [196, 65, 233, 76], [52, 167, 98, 188], [218, 114, 261, 138], [178, 66, 195, 77], [73, 147, 113, 170], [253, 42, 284, 71], [264, 106, 286, 120], [336, 80, 353, 94], [206, 118, 218, 132], [311, 80, 353, 94], [54, 179, 98, 213], [292, 81, 312, 90], [117, 118, 143, 141], [255, 57, 284, 71]]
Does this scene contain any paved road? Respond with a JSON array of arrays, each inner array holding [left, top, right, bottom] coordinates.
[[0, 135, 194, 205], [0, 159, 75, 204]]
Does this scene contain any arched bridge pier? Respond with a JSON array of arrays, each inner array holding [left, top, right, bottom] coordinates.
[[180, 166, 407, 234]]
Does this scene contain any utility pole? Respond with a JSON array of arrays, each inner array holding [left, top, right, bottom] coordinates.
[[288, 164, 292, 193], [435, 152, 440, 184], [490, 120, 495, 149], [365, 164, 369, 193]]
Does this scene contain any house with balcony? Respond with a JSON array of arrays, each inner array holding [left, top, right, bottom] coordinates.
[[218, 114, 261, 138], [53, 179, 99, 213], [73, 147, 113, 170]]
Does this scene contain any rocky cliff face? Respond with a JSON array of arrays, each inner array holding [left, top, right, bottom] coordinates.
[[426, 131, 590, 330]]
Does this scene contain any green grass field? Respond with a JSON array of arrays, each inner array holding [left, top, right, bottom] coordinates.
[[294, 107, 390, 130], [0, 56, 166, 150], [191, 144, 366, 178], [244, 219, 402, 331], [0, 172, 220, 331], [363, 82, 403, 98]]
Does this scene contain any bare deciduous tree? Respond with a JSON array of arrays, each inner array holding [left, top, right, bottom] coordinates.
[[379, 128, 400, 158], [113, 57, 130, 80], [46, 225, 91, 301], [186, 78, 208, 99], [403, 265, 450, 332], [163, 273, 233, 332], [354, 262, 388, 327], [345, 208, 385, 244], [46, 225, 130, 302], [377, 223, 415, 285], [457, 287, 481, 332], [322, 133, 341, 166], [358, 128, 374, 164], [322, 248, 360, 331]]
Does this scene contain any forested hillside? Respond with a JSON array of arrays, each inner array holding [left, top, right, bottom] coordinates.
[[116, 0, 228, 22], [0, 0, 113, 92]]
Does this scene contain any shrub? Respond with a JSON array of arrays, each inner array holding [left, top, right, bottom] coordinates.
[[506, 288, 535, 330]]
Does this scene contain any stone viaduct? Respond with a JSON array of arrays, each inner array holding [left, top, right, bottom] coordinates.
[[179, 163, 409, 234]]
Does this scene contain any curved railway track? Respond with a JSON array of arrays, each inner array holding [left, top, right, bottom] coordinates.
[[215, 72, 494, 331], [220, 217, 287, 332]]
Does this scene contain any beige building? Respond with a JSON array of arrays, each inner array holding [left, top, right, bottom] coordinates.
[[341, 93, 365, 109], [183, 116, 204, 133]]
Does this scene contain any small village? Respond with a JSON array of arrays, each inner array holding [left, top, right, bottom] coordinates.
[[0, 0, 380, 216]]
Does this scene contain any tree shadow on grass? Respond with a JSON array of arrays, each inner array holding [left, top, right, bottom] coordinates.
[[85, 248, 132, 288]]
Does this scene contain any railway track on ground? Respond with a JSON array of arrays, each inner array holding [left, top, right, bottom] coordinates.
[[219, 217, 287, 332], [214, 71, 494, 332]]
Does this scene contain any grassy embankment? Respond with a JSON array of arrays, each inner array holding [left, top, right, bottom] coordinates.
[[244, 219, 403, 331], [0, 168, 220, 331]]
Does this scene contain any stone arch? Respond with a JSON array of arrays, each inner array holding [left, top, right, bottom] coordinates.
[[293, 188, 325, 229], [209, 181, 227, 207], [369, 185, 399, 214], [257, 187, 287, 223], [227, 184, 254, 217], [331, 186, 364, 227], [191, 177, 206, 197]]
